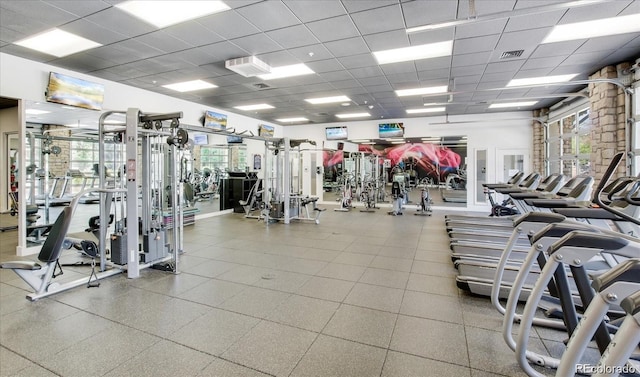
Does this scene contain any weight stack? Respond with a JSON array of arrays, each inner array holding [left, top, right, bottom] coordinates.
[[110, 233, 128, 265]]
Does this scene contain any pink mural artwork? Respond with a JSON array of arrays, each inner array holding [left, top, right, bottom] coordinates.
[[323, 143, 463, 183]]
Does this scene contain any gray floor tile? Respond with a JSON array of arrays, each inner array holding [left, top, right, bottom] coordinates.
[[216, 265, 275, 285], [400, 290, 464, 324], [40, 323, 160, 377], [382, 351, 472, 377], [344, 283, 404, 313], [1, 311, 112, 363], [358, 267, 409, 289], [322, 304, 397, 348], [267, 294, 339, 332], [344, 243, 382, 255], [406, 273, 460, 297], [178, 278, 247, 307], [105, 339, 215, 377], [316, 263, 367, 281], [252, 270, 311, 293], [134, 272, 210, 297], [332, 252, 375, 267], [118, 297, 211, 338], [197, 358, 271, 377], [223, 320, 316, 377], [296, 276, 355, 302], [411, 260, 458, 277], [465, 326, 545, 376], [182, 259, 241, 278], [390, 315, 469, 367], [169, 308, 259, 356], [290, 335, 387, 377], [369, 255, 413, 272], [0, 346, 38, 376], [279, 258, 329, 275], [219, 286, 290, 318], [298, 249, 341, 262], [414, 249, 452, 263], [377, 246, 416, 259]]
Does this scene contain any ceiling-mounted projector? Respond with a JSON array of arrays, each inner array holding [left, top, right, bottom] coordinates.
[[225, 56, 271, 77]]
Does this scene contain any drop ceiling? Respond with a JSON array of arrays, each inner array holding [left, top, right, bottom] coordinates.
[[1, 0, 639, 126]]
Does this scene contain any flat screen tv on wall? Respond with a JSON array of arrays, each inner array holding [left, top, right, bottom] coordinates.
[[227, 135, 243, 143], [204, 110, 227, 130], [378, 123, 404, 138], [258, 124, 274, 137], [45, 72, 105, 111], [192, 133, 208, 145], [326, 126, 348, 140]]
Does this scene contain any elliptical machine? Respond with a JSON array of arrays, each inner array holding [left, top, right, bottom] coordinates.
[[334, 173, 353, 212], [388, 175, 406, 216], [415, 179, 432, 216]]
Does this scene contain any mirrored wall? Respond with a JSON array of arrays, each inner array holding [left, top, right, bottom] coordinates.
[[322, 136, 467, 207]]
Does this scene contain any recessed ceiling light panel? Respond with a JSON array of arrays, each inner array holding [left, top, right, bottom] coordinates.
[[25, 109, 50, 115], [395, 85, 448, 97], [275, 117, 308, 123], [305, 95, 351, 104], [257, 64, 314, 80], [542, 13, 640, 43], [115, 0, 230, 28], [373, 40, 453, 65], [406, 107, 446, 114], [14, 28, 102, 57], [233, 104, 274, 111], [488, 101, 538, 109], [506, 74, 577, 87], [162, 80, 217, 92], [335, 113, 370, 119]]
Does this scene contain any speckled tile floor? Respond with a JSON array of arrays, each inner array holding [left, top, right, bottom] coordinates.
[[1, 207, 566, 376]]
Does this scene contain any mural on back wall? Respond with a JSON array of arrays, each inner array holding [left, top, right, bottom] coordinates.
[[323, 141, 466, 185]]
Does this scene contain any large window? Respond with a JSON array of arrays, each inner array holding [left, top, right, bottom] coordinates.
[[545, 107, 591, 176]]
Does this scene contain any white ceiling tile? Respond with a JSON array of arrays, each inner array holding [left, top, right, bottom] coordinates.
[[307, 15, 361, 42], [401, 0, 457, 28], [350, 4, 404, 35], [266, 25, 319, 49], [283, 0, 347, 22], [453, 34, 500, 55], [324, 37, 370, 57]]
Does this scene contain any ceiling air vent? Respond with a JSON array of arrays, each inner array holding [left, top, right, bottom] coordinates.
[[225, 56, 271, 77], [252, 83, 271, 90], [500, 50, 524, 59]]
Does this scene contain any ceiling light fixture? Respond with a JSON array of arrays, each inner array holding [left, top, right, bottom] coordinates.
[[257, 64, 314, 80], [25, 109, 50, 115], [14, 28, 102, 57], [542, 13, 640, 43], [396, 85, 448, 97], [275, 117, 308, 123], [391, 141, 406, 144], [373, 40, 453, 65], [233, 104, 274, 111], [506, 74, 577, 87], [162, 79, 217, 92], [115, 0, 230, 28], [335, 113, 370, 119], [407, 107, 446, 114], [488, 101, 538, 109], [305, 95, 351, 104]]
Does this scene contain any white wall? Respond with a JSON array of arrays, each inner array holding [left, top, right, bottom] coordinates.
[[0, 53, 284, 140], [286, 112, 533, 210]]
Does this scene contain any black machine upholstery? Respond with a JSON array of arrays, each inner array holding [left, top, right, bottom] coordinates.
[[0, 207, 72, 271]]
